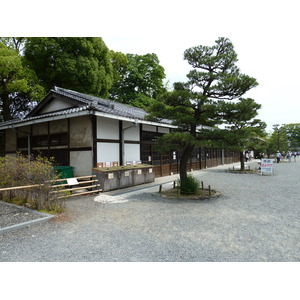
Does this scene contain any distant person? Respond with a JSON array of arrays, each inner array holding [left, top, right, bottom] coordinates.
[[245, 152, 249, 162], [276, 151, 281, 163], [293, 151, 297, 162], [287, 151, 292, 163]]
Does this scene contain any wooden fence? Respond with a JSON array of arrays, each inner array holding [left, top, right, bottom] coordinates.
[[0, 175, 102, 200]]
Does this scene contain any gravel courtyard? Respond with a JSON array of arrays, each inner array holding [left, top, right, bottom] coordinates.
[[0, 159, 299, 262]]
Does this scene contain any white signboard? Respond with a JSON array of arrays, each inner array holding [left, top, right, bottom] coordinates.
[[261, 159, 273, 175], [67, 178, 78, 185]]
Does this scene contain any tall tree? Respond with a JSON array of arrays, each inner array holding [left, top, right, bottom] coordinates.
[[0, 37, 26, 54], [219, 98, 266, 170], [24, 37, 113, 98], [109, 53, 166, 109], [147, 37, 258, 185], [267, 123, 300, 155], [281, 123, 300, 151], [0, 43, 45, 121]]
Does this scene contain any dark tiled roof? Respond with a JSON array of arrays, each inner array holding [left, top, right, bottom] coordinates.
[[0, 87, 172, 129], [52, 87, 148, 120], [0, 105, 90, 128]]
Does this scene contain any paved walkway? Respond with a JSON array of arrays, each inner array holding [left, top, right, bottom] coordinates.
[[0, 159, 299, 262]]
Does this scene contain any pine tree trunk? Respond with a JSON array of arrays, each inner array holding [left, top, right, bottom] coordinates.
[[240, 151, 245, 171], [179, 145, 194, 183]]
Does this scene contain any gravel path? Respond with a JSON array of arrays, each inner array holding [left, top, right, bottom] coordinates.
[[0, 159, 299, 262], [0, 201, 53, 230]]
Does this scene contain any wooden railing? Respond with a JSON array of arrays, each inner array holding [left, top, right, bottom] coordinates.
[[50, 175, 102, 198], [0, 175, 102, 200]]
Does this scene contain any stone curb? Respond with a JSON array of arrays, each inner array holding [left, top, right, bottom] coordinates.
[[0, 201, 55, 235]]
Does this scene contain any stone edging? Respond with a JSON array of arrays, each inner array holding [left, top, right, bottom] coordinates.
[[0, 201, 55, 235]]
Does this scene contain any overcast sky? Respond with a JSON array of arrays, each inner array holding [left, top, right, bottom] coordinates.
[[3, 0, 300, 132], [101, 0, 299, 132]]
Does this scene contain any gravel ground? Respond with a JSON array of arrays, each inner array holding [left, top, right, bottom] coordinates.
[[0, 201, 52, 229], [0, 159, 299, 262]]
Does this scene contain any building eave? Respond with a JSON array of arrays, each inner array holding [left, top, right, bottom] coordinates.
[[0, 109, 177, 131]]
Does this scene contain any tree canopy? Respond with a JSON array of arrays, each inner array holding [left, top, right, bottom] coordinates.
[[267, 123, 300, 155], [282, 123, 300, 150], [109, 52, 166, 109], [24, 37, 113, 98], [1, 37, 167, 120], [0, 37, 26, 54], [0, 42, 45, 121], [220, 97, 266, 169], [147, 37, 259, 183]]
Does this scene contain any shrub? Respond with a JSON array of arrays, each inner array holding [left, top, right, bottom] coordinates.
[[178, 174, 200, 195], [0, 154, 65, 213]]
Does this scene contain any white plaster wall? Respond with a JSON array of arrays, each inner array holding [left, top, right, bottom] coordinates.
[[70, 116, 92, 148], [5, 129, 17, 152], [123, 121, 140, 141], [142, 124, 156, 132], [124, 144, 140, 162], [158, 127, 169, 133], [97, 142, 119, 163], [40, 98, 73, 114], [50, 119, 68, 134], [32, 122, 48, 135], [70, 150, 93, 176], [97, 117, 119, 139]]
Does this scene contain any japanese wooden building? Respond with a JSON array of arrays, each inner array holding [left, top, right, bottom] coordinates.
[[0, 87, 239, 178]]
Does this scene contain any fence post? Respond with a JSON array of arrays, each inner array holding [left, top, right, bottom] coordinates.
[[159, 184, 162, 193]]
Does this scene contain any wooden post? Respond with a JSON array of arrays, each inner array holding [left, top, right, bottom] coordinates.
[[173, 181, 176, 189], [208, 185, 211, 195], [159, 184, 162, 193], [201, 181, 204, 190]]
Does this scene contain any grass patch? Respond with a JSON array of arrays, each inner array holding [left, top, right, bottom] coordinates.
[[226, 169, 258, 174], [159, 187, 219, 200]]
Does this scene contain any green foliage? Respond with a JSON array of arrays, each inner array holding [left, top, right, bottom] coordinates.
[[0, 42, 45, 121], [280, 123, 300, 150], [219, 98, 266, 169], [267, 123, 300, 154], [0, 37, 26, 54], [147, 37, 259, 181], [184, 37, 258, 100], [178, 174, 200, 195], [109, 52, 166, 107], [0, 154, 64, 213], [24, 37, 113, 98], [220, 98, 266, 150]]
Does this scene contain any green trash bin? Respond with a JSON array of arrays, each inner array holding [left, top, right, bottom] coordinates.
[[53, 166, 74, 179]]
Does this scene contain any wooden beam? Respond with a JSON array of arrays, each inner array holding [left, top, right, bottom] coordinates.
[[50, 184, 101, 193], [55, 189, 102, 199]]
